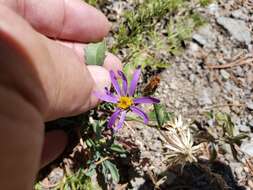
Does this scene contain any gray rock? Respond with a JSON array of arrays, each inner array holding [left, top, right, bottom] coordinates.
[[193, 34, 207, 46], [249, 120, 253, 127], [208, 3, 219, 16], [241, 143, 253, 156], [231, 9, 249, 21], [131, 177, 145, 190], [189, 42, 200, 53], [192, 25, 216, 48], [238, 124, 251, 133], [189, 73, 197, 83], [198, 88, 213, 105], [217, 17, 252, 44], [246, 100, 253, 110], [235, 66, 244, 77], [220, 70, 230, 80]]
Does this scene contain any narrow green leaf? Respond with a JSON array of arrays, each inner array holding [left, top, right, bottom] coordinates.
[[153, 104, 171, 127], [110, 144, 127, 154], [123, 63, 136, 83], [148, 111, 157, 121], [85, 41, 106, 66], [85, 139, 95, 148], [230, 133, 249, 145], [85, 164, 96, 177], [209, 143, 217, 162], [233, 133, 249, 140], [103, 160, 120, 184]]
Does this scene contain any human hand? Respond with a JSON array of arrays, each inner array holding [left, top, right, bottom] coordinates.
[[0, 0, 121, 189]]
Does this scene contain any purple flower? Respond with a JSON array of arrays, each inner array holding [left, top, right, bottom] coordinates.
[[95, 67, 160, 131]]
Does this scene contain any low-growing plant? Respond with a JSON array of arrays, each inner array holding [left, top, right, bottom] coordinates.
[[111, 0, 206, 71], [36, 0, 214, 187]]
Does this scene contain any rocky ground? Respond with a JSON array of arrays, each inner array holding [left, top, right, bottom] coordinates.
[[115, 0, 253, 189], [38, 0, 253, 189]]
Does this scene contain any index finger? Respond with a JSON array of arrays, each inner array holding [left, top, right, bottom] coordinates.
[[0, 0, 110, 42]]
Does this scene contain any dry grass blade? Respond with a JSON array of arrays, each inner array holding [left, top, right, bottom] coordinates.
[[207, 53, 253, 69], [245, 158, 253, 176]]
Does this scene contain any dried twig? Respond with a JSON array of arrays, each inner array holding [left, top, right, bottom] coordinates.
[[207, 54, 253, 69], [245, 158, 253, 176], [94, 156, 110, 165]]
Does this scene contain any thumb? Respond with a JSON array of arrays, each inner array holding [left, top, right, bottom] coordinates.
[[0, 4, 111, 121]]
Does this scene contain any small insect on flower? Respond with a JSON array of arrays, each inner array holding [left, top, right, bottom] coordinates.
[[95, 66, 160, 131]]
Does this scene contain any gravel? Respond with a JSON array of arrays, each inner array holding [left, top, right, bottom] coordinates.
[[246, 100, 253, 110], [154, 1, 253, 188]]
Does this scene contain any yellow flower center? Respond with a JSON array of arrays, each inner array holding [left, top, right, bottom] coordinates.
[[117, 96, 133, 109]]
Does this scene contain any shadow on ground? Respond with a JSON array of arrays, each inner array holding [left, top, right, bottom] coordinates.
[[138, 160, 246, 190]]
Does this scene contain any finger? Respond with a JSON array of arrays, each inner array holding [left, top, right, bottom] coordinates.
[[0, 5, 110, 120], [40, 130, 68, 168], [56, 40, 122, 73], [42, 40, 112, 120], [0, 0, 110, 42]]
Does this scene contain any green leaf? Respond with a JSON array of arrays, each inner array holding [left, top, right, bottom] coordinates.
[[153, 104, 171, 127], [85, 164, 96, 177], [215, 112, 235, 137], [209, 143, 217, 162], [85, 41, 106, 66], [103, 160, 120, 184], [229, 133, 249, 145], [85, 139, 95, 148], [123, 63, 136, 83], [92, 120, 105, 138], [110, 144, 127, 154], [148, 111, 157, 121]]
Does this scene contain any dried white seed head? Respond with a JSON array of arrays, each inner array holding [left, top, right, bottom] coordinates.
[[164, 116, 203, 167]]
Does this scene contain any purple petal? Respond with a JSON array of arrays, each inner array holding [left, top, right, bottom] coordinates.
[[130, 106, 149, 124], [129, 66, 141, 96], [134, 97, 160, 104], [94, 92, 118, 103], [115, 111, 127, 130], [110, 70, 121, 96], [104, 87, 112, 96], [118, 71, 128, 96], [107, 109, 121, 128]]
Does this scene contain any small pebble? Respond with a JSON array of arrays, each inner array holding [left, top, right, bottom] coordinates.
[[241, 143, 253, 156], [220, 70, 230, 80], [246, 101, 253, 110], [238, 124, 251, 133]]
